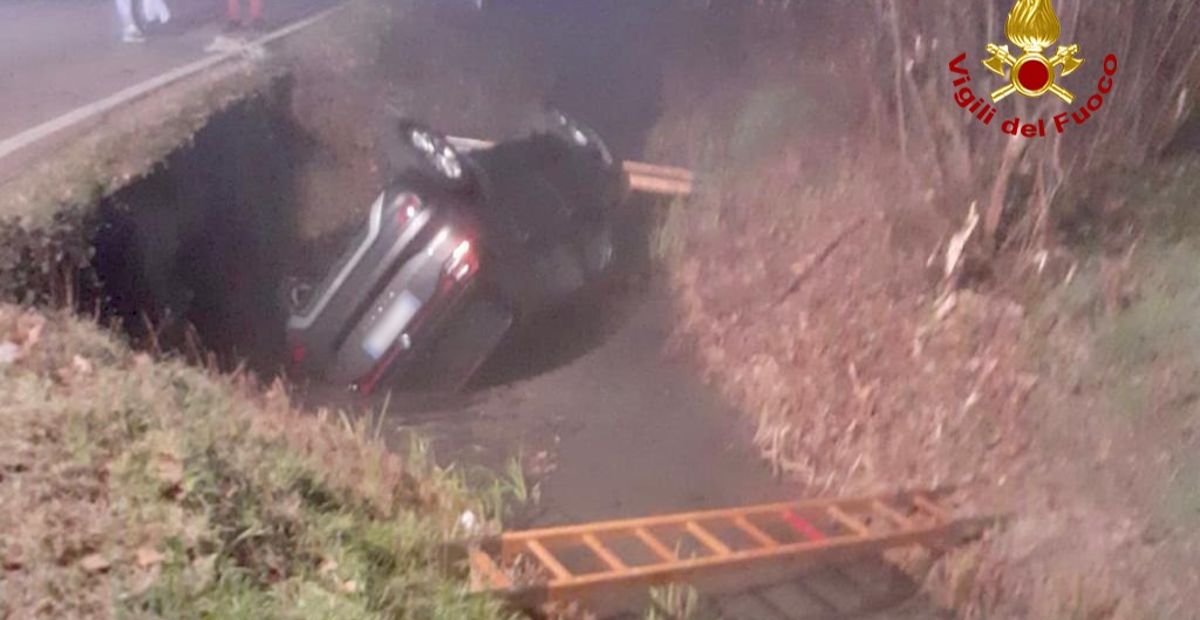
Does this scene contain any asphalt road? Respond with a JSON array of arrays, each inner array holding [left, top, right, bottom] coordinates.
[[0, 0, 332, 147]]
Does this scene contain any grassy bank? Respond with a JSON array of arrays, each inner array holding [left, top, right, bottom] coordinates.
[[0, 305, 509, 619], [647, 4, 1200, 618]]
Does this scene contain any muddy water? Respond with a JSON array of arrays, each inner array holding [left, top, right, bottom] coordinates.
[[377, 282, 798, 523]]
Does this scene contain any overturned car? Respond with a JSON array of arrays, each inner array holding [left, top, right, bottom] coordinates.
[[285, 111, 627, 393]]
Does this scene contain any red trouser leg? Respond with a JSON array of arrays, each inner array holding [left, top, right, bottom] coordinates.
[[249, 0, 262, 21], [227, 0, 241, 22]]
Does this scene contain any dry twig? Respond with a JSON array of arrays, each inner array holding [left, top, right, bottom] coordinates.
[[776, 215, 869, 305]]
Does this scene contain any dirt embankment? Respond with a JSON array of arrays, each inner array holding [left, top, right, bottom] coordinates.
[[0, 302, 514, 619], [649, 4, 1200, 618]]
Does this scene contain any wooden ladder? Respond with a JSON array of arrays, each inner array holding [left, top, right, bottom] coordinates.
[[469, 490, 978, 610]]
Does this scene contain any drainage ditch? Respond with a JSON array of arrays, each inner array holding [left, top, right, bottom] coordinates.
[[89, 80, 310, 374]]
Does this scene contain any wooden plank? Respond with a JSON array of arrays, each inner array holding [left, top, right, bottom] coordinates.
[[686, 521, 732, 556], [582, 534, 627, 571], [871, 499, 914, 529], [912, 495, 951, 522], [627, 174, 693, 196], [525, 539, 573, 583], [500, 493, 913, 545], [826, 506, 872, 537], [634, 527, 676, 563], [733, 516, 778, 548], [469, 548, 511, 590], [622, 160, 695, 181]]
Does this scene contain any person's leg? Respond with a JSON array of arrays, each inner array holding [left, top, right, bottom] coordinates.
[[226, 0, 241, 24], [247, 0, 263, 26], [115, 0, 144, 42], [143, 0, 170, 25]]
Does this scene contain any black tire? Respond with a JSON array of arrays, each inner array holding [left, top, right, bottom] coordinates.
[[377, 117, 474, 194], [531, 107, 614, 167]]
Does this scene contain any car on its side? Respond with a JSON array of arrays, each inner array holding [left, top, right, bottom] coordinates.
[[285, 110, 626, 393]]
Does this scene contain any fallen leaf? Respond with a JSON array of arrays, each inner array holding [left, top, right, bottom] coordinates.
[[80, 553, 111, 573], [156, 453, 184, 488], [0, 342, 20, 365], [20, 315, 44, 352], [136, 547, 164, 568], [72, 355, 94, 375]]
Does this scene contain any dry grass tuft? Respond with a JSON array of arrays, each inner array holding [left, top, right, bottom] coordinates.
[[0, 305, 510, 619]]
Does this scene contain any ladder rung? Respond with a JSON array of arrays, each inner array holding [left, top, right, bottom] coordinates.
[[733, 515, 778, 548], [634, 527, 676, 563], [782, 510, 826, 541], [686, 521, 732, 556], [582, 533, 627, 571], [912, 495, 950, 522], [525, 539, 572, 582], [827, 506, 871, 537], [469, 548, 511, 589], [872, 499, 914, 529]]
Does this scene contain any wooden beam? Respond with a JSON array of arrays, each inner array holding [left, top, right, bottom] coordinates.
[[627, 174, 693, 196], [622, 160, 695, 182]]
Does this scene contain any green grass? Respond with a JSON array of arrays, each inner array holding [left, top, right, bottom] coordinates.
[[0, 306, 512, 619]]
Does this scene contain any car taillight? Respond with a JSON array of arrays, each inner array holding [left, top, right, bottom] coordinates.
[[444, 238, 478, 282], [392, 193, 422, 226]]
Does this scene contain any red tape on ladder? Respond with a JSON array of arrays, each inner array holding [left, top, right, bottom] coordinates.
[[782, 509, 826, 541]]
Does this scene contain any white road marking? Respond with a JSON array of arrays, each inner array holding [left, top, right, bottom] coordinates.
[[0, 2, 348, 164]]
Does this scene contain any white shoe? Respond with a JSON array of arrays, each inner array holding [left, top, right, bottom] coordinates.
[[122, 25, 145, 43]]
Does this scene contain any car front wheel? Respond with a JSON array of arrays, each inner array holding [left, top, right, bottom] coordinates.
[[377, 117, 474, 193]]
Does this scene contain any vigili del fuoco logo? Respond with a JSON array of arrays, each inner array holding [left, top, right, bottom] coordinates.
[[947, 0, 1118, 139]]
